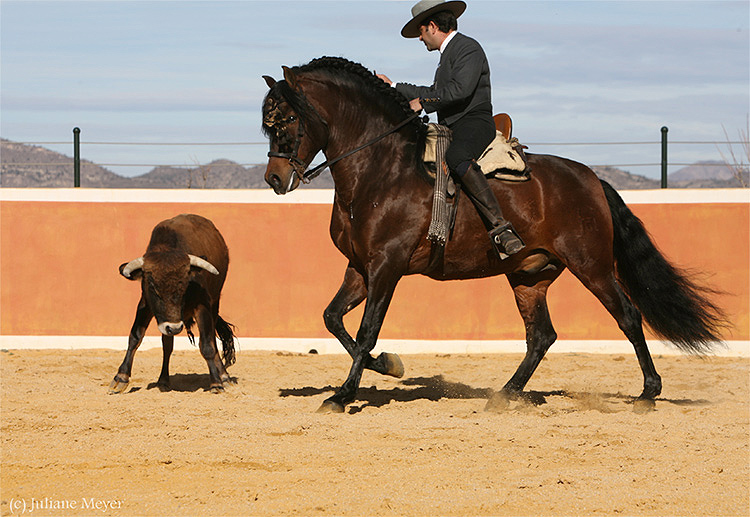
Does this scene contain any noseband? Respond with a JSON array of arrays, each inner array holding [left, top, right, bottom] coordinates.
[[265, 90, 422, 184]]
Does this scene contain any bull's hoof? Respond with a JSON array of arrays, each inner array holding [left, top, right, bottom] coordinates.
[[108, 376, 130, 394], [380, 352, 405, 378], [484, 391, 512, 412], [316, 400, 345, 414], [633, 398, 656, 414]]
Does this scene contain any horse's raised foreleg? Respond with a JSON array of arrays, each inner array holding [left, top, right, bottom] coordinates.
[[486, 272, 559, 411], [323, 265, 404, 379], [318, 265, 402, 413]]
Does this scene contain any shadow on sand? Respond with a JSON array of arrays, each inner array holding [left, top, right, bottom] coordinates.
[[279, 375, 712, 414], [145, 373, 239, 393]]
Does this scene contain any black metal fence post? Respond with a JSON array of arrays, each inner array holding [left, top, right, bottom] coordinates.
[[73, 127, 81, 187], [661, 126, 668, 188]]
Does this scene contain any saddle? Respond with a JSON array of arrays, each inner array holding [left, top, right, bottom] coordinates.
[[425, 114, 530, 246], [423, 113, 531, 182]]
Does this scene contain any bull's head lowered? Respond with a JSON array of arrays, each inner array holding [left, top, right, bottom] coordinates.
[[119, 252, 219, 337]]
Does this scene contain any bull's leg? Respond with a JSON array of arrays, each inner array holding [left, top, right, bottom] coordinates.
[[486, 272, 559, 411], [155, 335, 174, 391], [323, 264, 404, 378], [195, 305, 229, 393], [318, 264, 402, 413], [109, 299, 153, 394]]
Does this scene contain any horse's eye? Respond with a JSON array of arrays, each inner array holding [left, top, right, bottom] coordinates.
[[288, 116, 297, 123]]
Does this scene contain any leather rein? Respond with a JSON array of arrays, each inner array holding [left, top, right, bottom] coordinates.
[[267, 101, 422, 184]]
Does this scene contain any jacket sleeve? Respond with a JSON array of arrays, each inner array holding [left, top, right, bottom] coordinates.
[[395, 38, 485, 114]]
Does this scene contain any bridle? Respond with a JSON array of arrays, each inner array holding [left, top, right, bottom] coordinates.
[[264, 105, 321, 181], [265, 92, 422, 184]]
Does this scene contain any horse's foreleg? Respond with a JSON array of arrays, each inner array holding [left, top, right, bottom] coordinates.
[[323, 265, 404, 378], [318, 266, 402, 413], [486, 273, 559, 411]]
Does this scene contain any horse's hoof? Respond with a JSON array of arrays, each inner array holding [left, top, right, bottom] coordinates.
[[317, 400, 345, 414], [209, 385, 225, 394], [108, 377, 129, 394], [633, 398, 656, 414], [484, 391, 511, 412], [380, 352, 405, 378], [156, 382, 171, 392]]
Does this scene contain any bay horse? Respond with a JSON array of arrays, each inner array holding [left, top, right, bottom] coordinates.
[[261, 56, 725, 414]]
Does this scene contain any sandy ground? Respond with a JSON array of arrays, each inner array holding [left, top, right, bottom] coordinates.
[[1, 348, 748, 516]]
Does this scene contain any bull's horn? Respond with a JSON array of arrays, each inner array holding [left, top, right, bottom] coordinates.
[[121, 257, 144, 278], [189, 255, 219, 275]]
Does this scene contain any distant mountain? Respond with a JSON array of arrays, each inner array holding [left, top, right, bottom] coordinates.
[[668, 160, 748, 188], [591, 166, 660, 189], [0, 139, 336, 189], [1, 139, 745, 190], [1, 139, 132, 188]]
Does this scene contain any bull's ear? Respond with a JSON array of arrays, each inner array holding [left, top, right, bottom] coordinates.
[[119, 259, 143, 280], [282, 66, 297, 89], [263, 75, 276, 88]]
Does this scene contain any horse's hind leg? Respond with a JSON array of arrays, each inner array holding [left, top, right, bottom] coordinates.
[[576, 270, 662, 411], [323, 265, 404, 378], [486, 272, 559, 411]]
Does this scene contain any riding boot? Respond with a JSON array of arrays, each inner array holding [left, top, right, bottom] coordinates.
[[459, 162, 525, 258]]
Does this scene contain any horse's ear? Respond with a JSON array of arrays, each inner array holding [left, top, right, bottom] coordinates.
[[263, 75, 276, 88], [282, 66, 297, 89]]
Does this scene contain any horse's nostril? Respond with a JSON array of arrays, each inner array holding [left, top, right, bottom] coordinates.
[[268, 173, 286, 193]]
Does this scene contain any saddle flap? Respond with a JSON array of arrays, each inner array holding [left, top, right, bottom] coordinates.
[[423, 119, 529, 180]]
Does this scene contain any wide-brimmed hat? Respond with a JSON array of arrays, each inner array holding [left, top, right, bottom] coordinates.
[[400, 0, 467, 38]]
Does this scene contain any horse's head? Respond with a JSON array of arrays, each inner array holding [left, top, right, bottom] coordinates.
[[261, 67, 329, 195]]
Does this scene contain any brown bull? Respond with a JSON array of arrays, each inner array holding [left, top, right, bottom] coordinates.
[[109, 214, 236, 394]]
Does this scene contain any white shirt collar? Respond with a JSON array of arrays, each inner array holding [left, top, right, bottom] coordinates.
[[439, 31, 458, 54]]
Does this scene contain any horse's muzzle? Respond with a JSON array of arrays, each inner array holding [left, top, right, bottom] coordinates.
[[266, 172, 287, 194], [265, 164, 300, 195]]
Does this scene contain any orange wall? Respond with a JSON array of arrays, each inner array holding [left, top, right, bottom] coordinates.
[[1, 193, 747, 341]]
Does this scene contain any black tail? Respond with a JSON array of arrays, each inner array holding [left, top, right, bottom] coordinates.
[[215, 316, 237, 368], [601, 180, 728, 354]]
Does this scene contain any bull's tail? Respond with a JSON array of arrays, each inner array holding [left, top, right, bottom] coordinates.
[[601, 180, 728, 353], [216, 316, 237, 368]]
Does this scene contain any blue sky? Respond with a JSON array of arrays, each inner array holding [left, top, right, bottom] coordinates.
[[1, 0, 748, 179]]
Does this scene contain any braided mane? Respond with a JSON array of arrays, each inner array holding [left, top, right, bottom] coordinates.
[[296, 57, 421, 124], [262, 56, 428, 174]]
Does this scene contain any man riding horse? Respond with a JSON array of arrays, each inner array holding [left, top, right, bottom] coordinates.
[[377, 0, 525, 258]]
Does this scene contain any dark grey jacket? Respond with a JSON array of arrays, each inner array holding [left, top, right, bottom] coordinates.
[[395, 32, 492, 126]]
